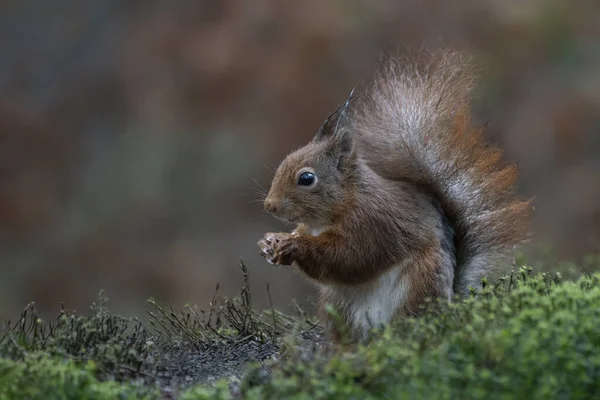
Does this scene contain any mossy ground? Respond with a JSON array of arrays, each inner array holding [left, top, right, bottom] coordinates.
[[2, 256, 600, 399]]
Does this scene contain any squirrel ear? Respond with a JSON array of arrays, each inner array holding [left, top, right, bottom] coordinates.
[[314, 88, 357, 144]]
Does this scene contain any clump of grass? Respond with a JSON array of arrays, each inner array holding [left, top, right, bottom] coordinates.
[[143, 260, 319, 390], [0, 291, 152, 382], [147, 260, 307, 349], [0, 259, 318, 396]]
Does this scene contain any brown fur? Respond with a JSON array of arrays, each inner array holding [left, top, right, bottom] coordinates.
[[354, 49, 532, 294], [258, 48, 532, 341]]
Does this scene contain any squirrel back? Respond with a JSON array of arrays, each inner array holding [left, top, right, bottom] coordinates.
[[353, 49, 532, 295]]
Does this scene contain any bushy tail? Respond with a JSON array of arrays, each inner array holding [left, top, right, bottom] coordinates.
[[354, 49, 532, 295]]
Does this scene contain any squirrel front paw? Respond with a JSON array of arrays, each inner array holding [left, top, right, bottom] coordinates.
[[257, 232, 297, 266]]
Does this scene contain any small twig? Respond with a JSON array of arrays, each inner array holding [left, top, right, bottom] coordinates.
[[118, 364, 159, 380], [238, 259, 253, 332], [206, 283, 220, 326], [219, 334, 255, 359], [147, 318, 168, 338], [292, 300, 316, 326], [10, 305, 29, 332], [266, 283, 277, 337], [298, 320, 321, 335], [206, 323, 228, 340], [9, 335, 28, 356], [404, 306, 419, 317], [223, 300, 244, 332]]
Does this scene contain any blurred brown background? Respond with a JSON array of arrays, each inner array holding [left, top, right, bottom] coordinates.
[[1, 0, 599, 320]]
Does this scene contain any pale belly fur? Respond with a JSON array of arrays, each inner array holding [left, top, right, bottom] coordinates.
[[320, 266, 410, 340]]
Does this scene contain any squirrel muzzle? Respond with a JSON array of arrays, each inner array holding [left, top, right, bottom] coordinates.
[[263, 194, 301, 224], [263, 196, 280, 214]]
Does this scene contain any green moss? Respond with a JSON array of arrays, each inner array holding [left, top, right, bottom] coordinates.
[[3, 263, 600, 399], [180, 381, 234, 400], [0, 292, 153, 384], [0, 352, 157, 400], [185, 270, 600, 399]]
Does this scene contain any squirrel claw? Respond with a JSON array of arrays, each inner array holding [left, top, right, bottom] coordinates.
[[257, 233, 295, 266], [257, 238, 276, 264]]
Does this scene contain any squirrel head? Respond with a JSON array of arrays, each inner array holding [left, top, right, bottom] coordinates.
[[264, 94, 359, 227]]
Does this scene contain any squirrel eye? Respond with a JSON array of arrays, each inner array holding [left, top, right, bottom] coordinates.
[[297, 171, 316, 187]]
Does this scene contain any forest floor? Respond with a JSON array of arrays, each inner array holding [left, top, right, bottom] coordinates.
[[2, 255, 600, 399]]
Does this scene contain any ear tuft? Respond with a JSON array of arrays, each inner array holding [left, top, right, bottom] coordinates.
[[314, 88, 358, 142]]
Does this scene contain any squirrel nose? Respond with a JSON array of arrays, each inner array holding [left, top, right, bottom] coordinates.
[[264, 198, 278, 213]]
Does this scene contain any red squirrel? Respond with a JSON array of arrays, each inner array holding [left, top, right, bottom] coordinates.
[[257, 49, 532, 342]]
